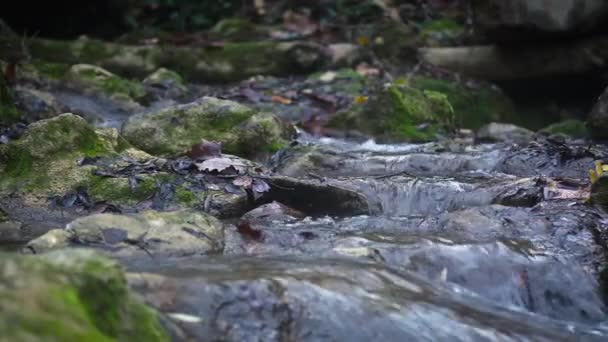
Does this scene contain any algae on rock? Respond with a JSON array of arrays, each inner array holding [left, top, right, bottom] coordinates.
[[0, 249, 168, 341], [328, 82, 455, 142], [122, 97, 294, 158], [0, 113, 117, 202]]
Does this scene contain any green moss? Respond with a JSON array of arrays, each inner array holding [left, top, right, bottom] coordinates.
[[420, 18, 464, 35], [411, 76, 515, 130], [30, 60, 71, 79], [540, 119, 589, 139], [0, 251, 168, 341], [175, 186, 198, 206], [0, 114, 116, 197], [74, 66, 146, 101], [88, 176, 157, 204], [209, 18, 263, 42]]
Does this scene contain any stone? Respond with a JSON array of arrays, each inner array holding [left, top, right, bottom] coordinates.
[[122, 97, 294, 159], [588, 86, 608, 140], [476, 122, 534, 144], [30, 210, 225, 258], [471, 0, 608, 37], [0, 249, 168, 341], [540, 119, 589, 139]]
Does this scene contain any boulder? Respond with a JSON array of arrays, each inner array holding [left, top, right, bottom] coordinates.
[[26, 210, 225, 258], [540, 119, 589, 139], [122, 97, 294, 158], [327, 82, 455, 142], [476, 122, 534, 144], [0, 249, 168, 341], [471, 0, 608, 37], [588, 86, 608, 140]]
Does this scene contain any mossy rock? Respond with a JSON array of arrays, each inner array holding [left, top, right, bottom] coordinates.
[[142, 67, 184, 88], [0, 113, 117, 201], [328, 83, 455, 142], [0, 72, 21, 125], [410, 76, 515, 130], [67, 64, 146, 104], [28, 37, 327, 83], [419, 18, 466, 46], [122, 97, 294, 159], [540, 119, 589, 139], [0, 249, 168, 341], [209, 18, 268, 42]]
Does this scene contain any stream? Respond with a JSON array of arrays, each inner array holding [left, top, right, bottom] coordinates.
[[119, 132, 608, 341]]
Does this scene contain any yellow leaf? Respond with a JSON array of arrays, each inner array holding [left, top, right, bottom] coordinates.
[[356, 36, 370, 46], [589, 169, 598, 184], [595, 160, 603, 178], [353, 96, 368, 104]]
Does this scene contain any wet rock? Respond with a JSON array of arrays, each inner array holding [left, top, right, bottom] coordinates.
[[0, 218, 23, 242], [498, 137, 607, 178], [30, 210, 224, 258], [263, 175, 373, 216], [327, 43, 371, 68], [122, 97, 294, 159], [127, 257, 607, 341], [28, 37, 328, 82], [476, 122, 534, 144], [588, 86, 608, 140], [540, 119, 589, 139], [242, 201, 305, 223], [328, 82, 455, 142], [471, 0, 608, 38], [0, 249, 168, 341]]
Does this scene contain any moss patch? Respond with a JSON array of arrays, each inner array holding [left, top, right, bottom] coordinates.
[[329, 82, 455, 142], [68, 64, 146, 102], [0, 250, 168, 341], [540, 119, 589, 139], [87, 176, 157, 205], [410, 76, 515, 130], [0, 114, 116, 199]]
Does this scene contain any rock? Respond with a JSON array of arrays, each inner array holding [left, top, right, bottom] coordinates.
[[122, 97, 294, 159], [13, 87, 64, 122], [127, 257, 605, 341], [142, 67, 187, 100], [540, 119, 589, 139], [67, 64, 146, 106], [0, 72, 20, 125], [0, 113, 117, 202], [410, 76, 516, 130], [24, 228, 71, 253], [590, 173, 608, 211], [28, 37, 329, 82], [588, 86, 608, 140], [0, 249, 168, 341], [327, 43, 371, 68], [471, 0, 608, 37], [208, 18, 268, 42], [242, 201, 305, 222], [418, 38, 608, 80], [476, 122, 534, 144], [29, 210, 225, 258], [327, 82, 455, 142]]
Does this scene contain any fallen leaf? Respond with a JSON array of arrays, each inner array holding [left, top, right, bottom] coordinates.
[[195, 156, 249, 174], [271, 95, 292, 104], [237, 221, 263, 241], [356, 63, 380, 77], [353, 95, 369, 104], [356, 36, 370, 46], [251, 178, 271, 193], [188, 140, 222, 161], [233, 175, 253, 188]]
